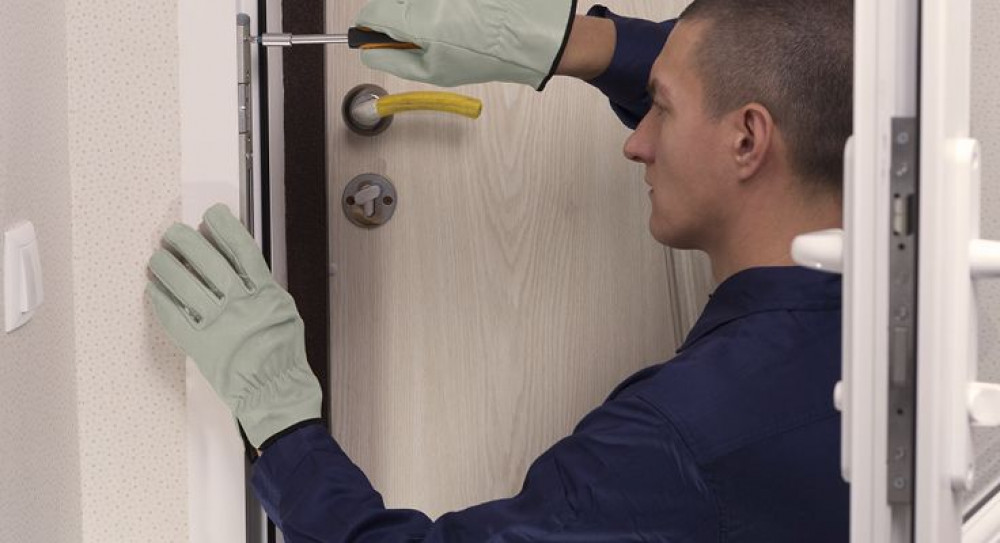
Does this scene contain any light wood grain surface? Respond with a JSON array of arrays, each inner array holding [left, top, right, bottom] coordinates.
[[326, 0, 703, 519]]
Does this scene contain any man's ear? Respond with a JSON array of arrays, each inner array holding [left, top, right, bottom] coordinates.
[[730, 103, 774, 181]]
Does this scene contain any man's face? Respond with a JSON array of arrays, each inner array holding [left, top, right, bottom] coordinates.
[[623, 21, 734, 250]]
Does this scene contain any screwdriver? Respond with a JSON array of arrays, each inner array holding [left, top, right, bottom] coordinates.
[[258, 27, 419, 50]]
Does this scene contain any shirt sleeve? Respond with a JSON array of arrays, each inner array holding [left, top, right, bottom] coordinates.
[[251, 395, 717, 542], [585, 5, 676, 129]]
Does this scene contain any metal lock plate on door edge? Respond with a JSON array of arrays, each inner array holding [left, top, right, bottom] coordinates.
[[342, 173, 398, 228]]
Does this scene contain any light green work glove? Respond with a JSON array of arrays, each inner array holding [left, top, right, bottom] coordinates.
[[355, 0, 578, 89], [145, 204, 321, 448]]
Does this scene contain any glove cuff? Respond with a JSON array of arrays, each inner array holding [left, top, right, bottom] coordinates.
[[257, 418, 326, 451], [235, 361, 324, 448]]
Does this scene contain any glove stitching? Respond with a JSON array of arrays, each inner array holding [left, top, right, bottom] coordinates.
[[149, 277, 204, 326], [231, 358, 305, 412], [161, 238, 227, 302], [203, 214, 259, 294], [149, 259, 211, 326]]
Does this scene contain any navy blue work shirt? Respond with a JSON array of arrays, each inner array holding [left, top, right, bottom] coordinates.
[[252, 267, 848, 541]]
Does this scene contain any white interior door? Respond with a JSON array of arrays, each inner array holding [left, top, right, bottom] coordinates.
[[324, 1, 704, 518]]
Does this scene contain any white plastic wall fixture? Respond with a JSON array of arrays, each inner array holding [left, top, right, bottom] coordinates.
[[4, 221, 44, 333]]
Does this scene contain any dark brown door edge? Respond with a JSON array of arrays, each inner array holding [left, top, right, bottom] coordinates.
[[282, 0, 331, 425]]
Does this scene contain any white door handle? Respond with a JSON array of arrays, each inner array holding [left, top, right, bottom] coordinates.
[[792, 229, 844, 273]]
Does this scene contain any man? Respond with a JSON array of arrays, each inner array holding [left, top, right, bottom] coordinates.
[[146, 0, 851, 540]]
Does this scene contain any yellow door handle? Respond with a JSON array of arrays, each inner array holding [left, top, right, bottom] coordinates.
[[343, 84, 482, 136], [376, 92, 482, 120]]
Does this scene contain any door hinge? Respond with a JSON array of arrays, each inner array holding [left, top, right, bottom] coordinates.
[[237, 14, 254, 234]]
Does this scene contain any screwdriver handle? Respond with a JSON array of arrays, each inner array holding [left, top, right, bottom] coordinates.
[[258, 28, 419, 50], [349, 27, 419, 50]]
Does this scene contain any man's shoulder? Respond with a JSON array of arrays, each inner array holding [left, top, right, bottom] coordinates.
[[623, 306, 841, 463]]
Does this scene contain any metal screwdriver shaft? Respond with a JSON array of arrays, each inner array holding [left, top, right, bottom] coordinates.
[[259, 33, 349, 47]]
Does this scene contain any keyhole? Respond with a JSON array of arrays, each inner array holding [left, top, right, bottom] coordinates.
[[342, 174, 397, 228]]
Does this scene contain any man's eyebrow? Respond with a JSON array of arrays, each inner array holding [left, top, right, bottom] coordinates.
[[647, 79, 658, 98], [647, 78, 669, 105]]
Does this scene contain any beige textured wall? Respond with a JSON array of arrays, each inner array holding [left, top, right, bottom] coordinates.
[[2, 0, 187, 540], [65, 0, 188, 540], [0, 1, 82, 541]]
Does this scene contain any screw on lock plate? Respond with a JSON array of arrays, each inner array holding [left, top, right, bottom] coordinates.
[[342, 173, 397, 228]]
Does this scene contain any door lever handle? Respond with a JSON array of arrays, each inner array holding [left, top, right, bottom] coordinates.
[[342, 84, 482, 136]]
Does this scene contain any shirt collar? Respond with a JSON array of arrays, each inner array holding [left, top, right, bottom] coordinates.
[[677, 266, 842, 353]]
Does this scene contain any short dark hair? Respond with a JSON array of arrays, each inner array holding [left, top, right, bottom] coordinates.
[[679, 0, 853, 191]]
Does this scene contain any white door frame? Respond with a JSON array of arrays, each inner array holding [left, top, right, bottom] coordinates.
[[840, 0, 918, 539], [177, 0, 285, 541]]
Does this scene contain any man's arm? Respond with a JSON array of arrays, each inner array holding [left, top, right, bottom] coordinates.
[[580, 7, 676, 130], [252, 395, 715, 541], [554, 15, 616, 80], [355, 2, 675, 129], [144, 205, 715, 540]]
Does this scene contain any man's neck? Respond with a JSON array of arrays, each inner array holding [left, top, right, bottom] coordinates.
[[706, 188, 843, 284]]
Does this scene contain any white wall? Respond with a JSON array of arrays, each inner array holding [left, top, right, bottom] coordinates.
[[1, 0, 188, 540], [0, 1, 82, 540]]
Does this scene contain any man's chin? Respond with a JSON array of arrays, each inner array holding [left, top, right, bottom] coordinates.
[[650, 220, 696, 249]]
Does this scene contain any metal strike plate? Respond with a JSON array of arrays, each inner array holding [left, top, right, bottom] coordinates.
[[887, 117, 918, 504], [342, 173, 397, 228]]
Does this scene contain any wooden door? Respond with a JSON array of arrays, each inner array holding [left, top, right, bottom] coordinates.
[[326, 1, 697, 518]]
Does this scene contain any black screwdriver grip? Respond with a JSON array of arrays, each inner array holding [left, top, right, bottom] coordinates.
[[348, 27, 420, 50]]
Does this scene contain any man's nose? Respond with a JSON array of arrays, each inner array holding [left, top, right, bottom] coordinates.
[[623, 115, 654, 164]]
